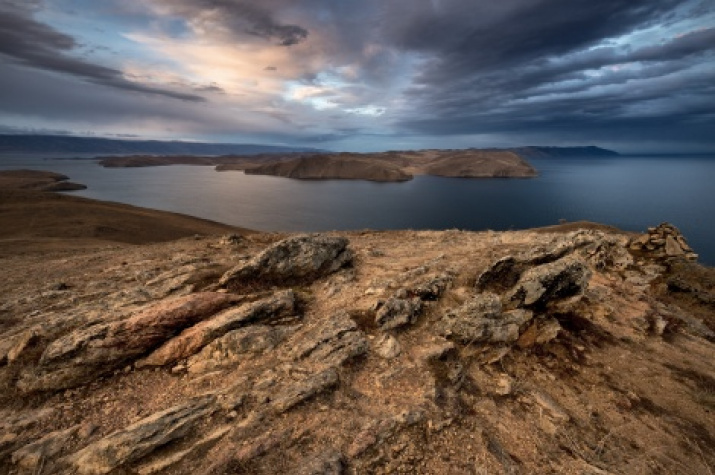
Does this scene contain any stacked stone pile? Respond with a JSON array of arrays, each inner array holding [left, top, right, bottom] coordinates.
[[629, 222, 697, 260]]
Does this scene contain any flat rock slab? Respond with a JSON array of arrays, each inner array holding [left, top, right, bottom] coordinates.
[[68, 395, 216, 475], [188, 324, 296, 374], [270, 368, 339, 414], [286, 311, 368, 368], [11, 424, 81, 471], [220, 235, 352, 290]]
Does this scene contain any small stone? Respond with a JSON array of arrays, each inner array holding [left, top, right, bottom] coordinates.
[[295, 449, 345, 475], [665, 235, 685, 257], [171, 364, 186, 374], [374, 334, 401, 359], [651, 315, 667, 335], [415, 340, 456, 363], [375, 296, 422, 330], [495, 375, 513, 396]]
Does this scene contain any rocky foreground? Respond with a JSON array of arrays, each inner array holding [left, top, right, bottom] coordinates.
[[1, 217, 714, 474]]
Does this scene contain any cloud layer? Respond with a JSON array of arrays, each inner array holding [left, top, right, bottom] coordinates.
[[1, 0, 714, 151]]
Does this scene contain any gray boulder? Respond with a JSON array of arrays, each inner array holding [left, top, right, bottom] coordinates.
[[375, 296, 422, 330], [438, 293, 533, 344], [220, 235, 352, 290], [504, 257, 591, 309]]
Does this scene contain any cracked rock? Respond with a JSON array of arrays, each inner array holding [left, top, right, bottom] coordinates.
[[220, 235, 352, 290], [18, 293, 238, 392], [438, 294, 533, 344]]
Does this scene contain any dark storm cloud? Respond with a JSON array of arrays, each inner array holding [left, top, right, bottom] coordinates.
[[384, 0, 715, 147], [0, 5, 205, 102], [155, 0, 308, 46], [384, 0, 679, 78], [2, 0, 714, 150]]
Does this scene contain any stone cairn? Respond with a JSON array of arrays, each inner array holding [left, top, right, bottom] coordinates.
[[629, 222, 697, 260]]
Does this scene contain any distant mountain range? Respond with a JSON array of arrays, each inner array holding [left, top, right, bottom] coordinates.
[[506, 146, 620, 158], [0, 134, 324, 155], [0, 135, 620, 159]]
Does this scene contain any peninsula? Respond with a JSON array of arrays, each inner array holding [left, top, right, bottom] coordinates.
[[0, 169, 86, 192]]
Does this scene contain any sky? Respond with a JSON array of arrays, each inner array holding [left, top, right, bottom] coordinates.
[[0, 0, 714, 153]]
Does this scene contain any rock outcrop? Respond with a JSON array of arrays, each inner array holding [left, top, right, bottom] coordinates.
[[68, 396, 216, 475], [220, 235, 352, 290], [438, 294, 534, 344], [137, 290, 297, 367], [18, 292, 238, 392]]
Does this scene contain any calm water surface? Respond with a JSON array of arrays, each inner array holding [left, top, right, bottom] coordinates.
[[1, 153, 713, 265]]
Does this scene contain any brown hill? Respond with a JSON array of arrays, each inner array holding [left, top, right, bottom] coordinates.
[[241, 150, 536, 182], [244, 155, 413, 182], [0, 170, 249, 255], [421, 150, 537, 178]]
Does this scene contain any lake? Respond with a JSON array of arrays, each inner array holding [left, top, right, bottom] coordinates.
[[1, 153, 714, 266]]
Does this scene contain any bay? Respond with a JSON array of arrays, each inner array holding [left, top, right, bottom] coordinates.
[[1, 153, 713, 266]]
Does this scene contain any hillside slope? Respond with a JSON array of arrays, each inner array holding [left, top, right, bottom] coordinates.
[[0, 170, 249, 255], [244, 155, 412, 182], [1, 209, 713, 474]]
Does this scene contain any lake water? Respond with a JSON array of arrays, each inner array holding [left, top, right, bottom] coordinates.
[[1, 153, 714, 266]]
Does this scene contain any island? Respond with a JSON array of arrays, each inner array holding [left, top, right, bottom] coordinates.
[[98, 148, 540, 182]]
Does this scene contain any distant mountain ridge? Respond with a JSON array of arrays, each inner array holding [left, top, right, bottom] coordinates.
[[0, 134, 324, 155], [507, 146, 619, 158]]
